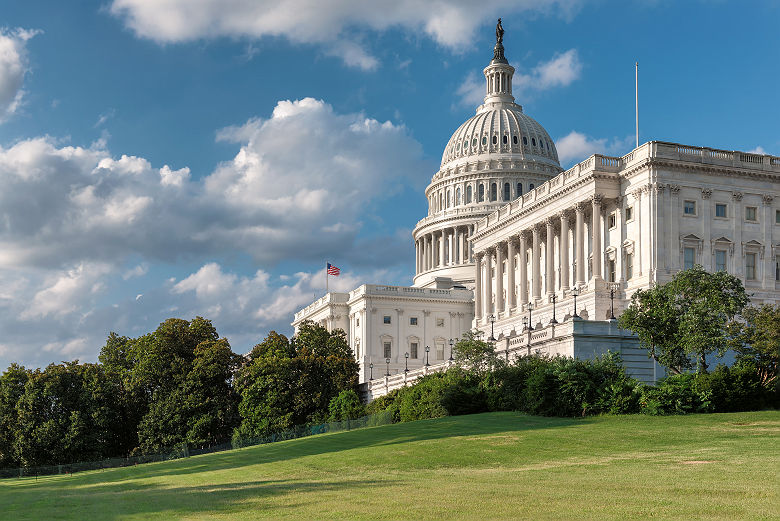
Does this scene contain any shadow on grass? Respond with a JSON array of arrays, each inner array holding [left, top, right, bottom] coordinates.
[[3, 477, 390, 520], [103, 412, 593, 480]]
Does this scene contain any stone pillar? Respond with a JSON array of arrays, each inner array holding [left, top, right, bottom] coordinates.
[[575, 202, 585, 286], [592, 195, 603, 282], [507, 238, 516, 310], [423, 236, 428, 271], [546, 217, 555, 297], [496, 243, 504, 315], [560, 212, 570, 291], [764, 195, 775, 289], [519, 232, 528, 308], [532, 225, 541, 302], [485, 250, 494, 319], [669, 186, 680, 272], [453, 227, 460, 264], [449, 228, 455, 266], [439, 231, 446, 268], [732, 192, 743, 278], [474, 253, 482, 321]]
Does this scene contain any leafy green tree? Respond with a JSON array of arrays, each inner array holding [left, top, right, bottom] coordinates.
[[620, 266, 748, 374], [668, 266, 748, 373], [0, 364, 30, 467], [728, 304, 780, 387], [619, 284, 688, 373], [13, 362, 122, 466], [328, 389, 365, 422], [234, 321, 359, 440], [453, 330, 504, 374]]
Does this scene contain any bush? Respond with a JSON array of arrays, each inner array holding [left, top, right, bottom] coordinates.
[[396, 374, 449, 422], [693, 364, 768, 412], [328, 390, 365, 422], [440, 371, 488, 416], [640, 373, 713, 415]]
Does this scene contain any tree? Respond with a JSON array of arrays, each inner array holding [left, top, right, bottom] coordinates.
[[453, 330, 504, 374], [328, 390, 366, 422], [668, 266, 748, 373], [728, 304, 780, 387], [619, 284, 688, 374], [0, 364, 30, 467], [234, 321, 359, 440], [620, 266, 748, 374]]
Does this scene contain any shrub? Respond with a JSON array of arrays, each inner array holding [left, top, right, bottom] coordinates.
[[640, 373, 713, 415], [693, 364, 768, 413], [396, 373, 449, 422], [440, 371, 488, 416], [327, 390, 366, 422]]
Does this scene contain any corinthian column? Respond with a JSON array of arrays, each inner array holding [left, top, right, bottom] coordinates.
[[519, 232, 528, 308], [560, 212, 570, 292], [545, 217, 555, 297], [485, 249, 494, 319], [496, 243, 504, 315], [507, 238, 516, 310], [439, 231, 446, 268], [474, 253, 482, 321], [532, 225, 541, 302], [592, 195, 604, 282], [575, 202, 585, 286]]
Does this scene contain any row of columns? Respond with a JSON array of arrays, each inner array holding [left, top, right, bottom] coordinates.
[[416, 225, 475, 274], [474, 195, 604, 321]]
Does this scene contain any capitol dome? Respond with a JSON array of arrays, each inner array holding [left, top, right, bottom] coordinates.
[[412, 24, 563, 289], [440, 104, 561, 170]]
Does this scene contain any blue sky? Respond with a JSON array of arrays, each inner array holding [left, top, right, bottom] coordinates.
[[0, 0, 778, 370]]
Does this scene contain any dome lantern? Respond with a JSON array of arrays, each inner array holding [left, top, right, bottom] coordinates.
[[482, 18, 515, 106]]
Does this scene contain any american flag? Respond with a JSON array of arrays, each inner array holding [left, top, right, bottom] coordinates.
[[327, 263, 340, 276]]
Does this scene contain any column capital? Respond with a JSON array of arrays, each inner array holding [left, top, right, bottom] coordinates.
[[701, 188, 713, 199], [591, 193, 605, 206], [575, 201, 587, 213], [668, 184, 681, 194], [762, 194, 774, 205], [732, 191, 743, 201]]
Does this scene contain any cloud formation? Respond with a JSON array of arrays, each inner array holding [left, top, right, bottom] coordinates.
[[0, 28, 39, 123], [555, 131, 634, 167], [109, 0, 584, 69], [456, 48, 582, 107], [0, 98, 426, 369]]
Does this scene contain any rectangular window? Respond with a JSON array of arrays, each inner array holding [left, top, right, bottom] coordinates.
[[625, 206, 633, 222], [608, 212, 616, 229], [383, 342, 391, 359], [683, 200, 696, 216], [435, 341, 445, 360], [715, 250, 727, 272], [356, 317, 360, 327], [715, 203, 727, 218], [745, 206, 757, 222], [776, 255, 780, 281], [746, 253, 756, 280], [409, 317, 418, 326], [625, 253, 633, 280], [410, 342, 418, 359], [684, 247, 695, 270], [436, 318, 445, 327], [776, 210, 780, 224], [608, 259, 616, 282], [383, 315, 391, 324]]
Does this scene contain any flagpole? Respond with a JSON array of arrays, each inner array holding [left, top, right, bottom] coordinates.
[[326, 262, 328, 294], [635, 61, 639, 148]]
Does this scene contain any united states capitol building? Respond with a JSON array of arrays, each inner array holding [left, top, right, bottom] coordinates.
[[293, 30, 780, 392]]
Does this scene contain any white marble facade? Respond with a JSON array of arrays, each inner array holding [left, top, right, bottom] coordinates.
[[293, 37, 780, 386]]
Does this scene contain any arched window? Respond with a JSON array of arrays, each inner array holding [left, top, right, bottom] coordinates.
[[529, 183, 535, 190], [523, 136, 528, 145], [481, 136, 487, 146], [490, 183, 497, 202], [466, 185, 473, 203], [513, 135, 518, 144], [478, 184, 485, 202], [492, 135, 497, 145], [439, 193, 443, 210], [456, 187, 461, 205], [532, 138, 537, 147], [503, 182, 510, 201], [447, 189, 451, 208], [517, 183, 523, 197], [502, 135, 508, 144]]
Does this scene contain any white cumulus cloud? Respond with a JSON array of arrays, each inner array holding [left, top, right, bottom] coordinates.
[[109, 0, 585, 69], [555, 131, 634, 167], [0, 27, 39, 123]]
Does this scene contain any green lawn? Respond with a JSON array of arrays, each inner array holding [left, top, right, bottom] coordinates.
[[1, 411, 778, 520]]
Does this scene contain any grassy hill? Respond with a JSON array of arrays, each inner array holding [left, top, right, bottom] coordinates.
[[1, 411, 778, 520]]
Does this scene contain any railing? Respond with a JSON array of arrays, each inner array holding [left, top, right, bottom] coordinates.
[[362, 360, 452, 400]]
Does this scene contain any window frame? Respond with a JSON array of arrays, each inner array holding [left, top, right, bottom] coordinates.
[[409, 317, 418, 326], [715, 249, 727, 272], [745, 206, 758, 222], [683, 247, 696, 270], [383, 341, 392, 359], [608, 212, 617, 230], [683, 200, 697, 217], [714, 203, 728, 219], [435, 317, 445, 327], [383, 315, 391, 325], [625, 206, 634, 223], [745, 252, 757, 280]]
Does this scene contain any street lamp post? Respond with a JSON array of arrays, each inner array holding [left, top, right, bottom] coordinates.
[[385, 357, 390, 377], [448, 338, 454, 361], [522, 316, 528, 332], [571, 286, 580, 319], [369, 362, 373, 381], [527, 302, 534, 331], [404, 352, 409, 373], [549, 294, 558, 324], [608, 283, 617, 320], [488, 314, 496, 341], [424, 345, 430, 367]]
